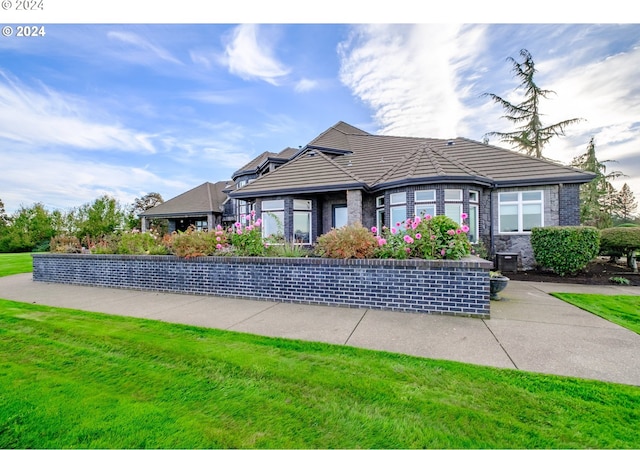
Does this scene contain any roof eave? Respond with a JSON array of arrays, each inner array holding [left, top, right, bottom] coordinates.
[[493, 174, 596, 188], [229, 183, 368, 199], [372, 175, 495, 192]]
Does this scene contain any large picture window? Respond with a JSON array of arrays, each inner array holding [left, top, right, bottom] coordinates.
[[499, 191, 543, 233]]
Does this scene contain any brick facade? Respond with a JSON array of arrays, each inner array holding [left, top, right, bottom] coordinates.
[[32, 254, 492, 318]]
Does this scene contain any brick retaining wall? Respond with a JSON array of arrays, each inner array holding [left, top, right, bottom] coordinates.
[[32, 254, 492, 317]]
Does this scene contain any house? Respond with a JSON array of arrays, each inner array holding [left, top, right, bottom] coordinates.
[[140, 181, 230, 233], [226, 121, 595, 269]]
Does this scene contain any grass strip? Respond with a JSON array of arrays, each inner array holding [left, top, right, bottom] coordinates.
[[0, 253, 33, 277], [1, 298, 639, 449], [550, 292, 640, 335]]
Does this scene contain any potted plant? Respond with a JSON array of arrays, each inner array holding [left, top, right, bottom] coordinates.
[[489, 270, 509, 300]]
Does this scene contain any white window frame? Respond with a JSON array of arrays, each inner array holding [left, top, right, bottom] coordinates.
[[468, 190, 479, 243], [389, 192, 406, 227], [293, 199, 312, 245], [415, 189, 436, 218], [498, 190, 544, 234], [261, 199, 285, 240], [375, 196, 385, 234]]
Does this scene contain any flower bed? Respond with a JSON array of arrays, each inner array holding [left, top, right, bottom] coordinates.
[[32, 254, 492, 318]]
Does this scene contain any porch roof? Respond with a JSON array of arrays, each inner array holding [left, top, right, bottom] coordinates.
[[140, 181, 230, 219]]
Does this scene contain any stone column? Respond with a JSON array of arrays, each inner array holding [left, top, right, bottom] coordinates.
[[346, 190, 363, 226], [141, 217, 148, 232]]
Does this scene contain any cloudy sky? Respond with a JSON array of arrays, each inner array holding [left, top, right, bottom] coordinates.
[[0, 3, 638, 213]]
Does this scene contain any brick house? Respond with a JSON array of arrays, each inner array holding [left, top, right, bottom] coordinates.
[[142, 121, 594, 269], [227, 121, 595, 269]]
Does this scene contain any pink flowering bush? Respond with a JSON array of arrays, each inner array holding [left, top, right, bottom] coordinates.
[[229, 211, 266, 256], [373, 214, 471, 260]]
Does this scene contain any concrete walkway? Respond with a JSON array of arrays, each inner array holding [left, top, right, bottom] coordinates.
[[1, 273, 639, 386]]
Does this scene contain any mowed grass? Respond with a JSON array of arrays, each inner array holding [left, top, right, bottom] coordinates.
[[0, 253, 33, 277], [1, 300, 639, 449], [551, 292, 640, 334]]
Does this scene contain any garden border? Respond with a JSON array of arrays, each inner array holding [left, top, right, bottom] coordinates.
[[32, 254, 492, 318]]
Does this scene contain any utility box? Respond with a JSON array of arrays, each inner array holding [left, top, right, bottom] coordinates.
[[496, 252, 519, 272]]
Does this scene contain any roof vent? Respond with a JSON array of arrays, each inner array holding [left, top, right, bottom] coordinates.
[[308, 151, 316, 156], [447, 140, 455, 146]]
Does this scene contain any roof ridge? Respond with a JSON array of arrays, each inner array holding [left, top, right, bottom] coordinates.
[[422, 145, 446, 177], [206, 182, 214, 212], [430, 145, 491, 179], [316, 150, 366, 185], [372, 145, 423, 185]]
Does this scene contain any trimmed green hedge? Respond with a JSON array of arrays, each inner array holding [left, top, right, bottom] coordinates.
[[600, 227, 640, 259], [530, 226, 600, 276]]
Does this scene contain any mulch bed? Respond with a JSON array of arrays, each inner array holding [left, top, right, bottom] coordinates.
[[503, 257, 640, 286]]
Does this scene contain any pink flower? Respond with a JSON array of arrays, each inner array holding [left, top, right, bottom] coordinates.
[[447, 229, 456, 236], [264, 243, 270, 248], [396, 222, 401, 227], [216, 236, 221, 242], [216, 224, 223, 231], [461, 212, 468, 220], [425, 214, 432, 220], [246, 225, 253, 231], [405, 248, 411, 253], [415, 233, 422, 240], [371, 226, 378, 234], [255, 218, 262, 227], [430, 235, 436, 240], [461, 225, 470, 233], [251, 210, 256, 217], [441, 249, 446, 256], [236, 229, 243, 235], [216, 244, 222, 250], [403, 235, 414, 244], [456, 229, 462, 234], [391, 227, 397, 234], [377, 238, 387, 246], [234, 222, 241, 229]]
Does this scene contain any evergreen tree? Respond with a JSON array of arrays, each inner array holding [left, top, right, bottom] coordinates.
[[484, 49, 583, 158], [571, 138, 624, 228], [612, 183, 638, 222]]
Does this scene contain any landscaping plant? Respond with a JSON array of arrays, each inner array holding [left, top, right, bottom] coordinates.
[[314, 223, 378, 259], [530, 226, 600, 276]]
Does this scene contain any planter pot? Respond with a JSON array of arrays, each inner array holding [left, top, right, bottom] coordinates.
[[490, 276, 510, 300]]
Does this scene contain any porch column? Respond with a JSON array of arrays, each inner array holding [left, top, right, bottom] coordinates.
[[207, 212, 214, 230], [141, 217, 148, 232], [346, 190, 363, 226]]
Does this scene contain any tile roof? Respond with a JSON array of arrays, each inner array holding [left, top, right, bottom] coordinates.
[[230, 121, 595, 198], [140, 181, 230, 218], [233, 147, 300, 177]]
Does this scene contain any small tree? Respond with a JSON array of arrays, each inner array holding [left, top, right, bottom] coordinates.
[[129, 192, 166, 233], [75, 195, 126, 243], [571, 137, 624, 228], [612, 183, 637, 222], [484, 49, 583, 159]]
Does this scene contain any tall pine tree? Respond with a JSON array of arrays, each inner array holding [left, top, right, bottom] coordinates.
[[612, 183, 638, 222], [484, 49, 583, 159]]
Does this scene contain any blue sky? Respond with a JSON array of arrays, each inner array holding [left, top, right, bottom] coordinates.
[[1, 4, 639, 213]]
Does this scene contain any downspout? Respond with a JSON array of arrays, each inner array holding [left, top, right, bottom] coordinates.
[[489, 184, 495, 264]]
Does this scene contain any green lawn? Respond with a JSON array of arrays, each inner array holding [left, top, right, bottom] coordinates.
[[0, 252, 33, 277], [551, 292, 640, 335], [1, 300, 639, 449]]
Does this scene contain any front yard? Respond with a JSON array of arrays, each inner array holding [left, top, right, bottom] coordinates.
[[1, 299, 639, 448]]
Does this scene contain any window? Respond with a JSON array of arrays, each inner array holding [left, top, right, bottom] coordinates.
[[261, 200, 284, 240], [444, 189, 463, 225], [293, 199, 312, 244], [375, 196, 385, 234], [389, 192, 406, 227], [468, 190, 479, 243], [414, 189, 436, 218], [333, 204, 348, 229], [499, 191, 543, 233]]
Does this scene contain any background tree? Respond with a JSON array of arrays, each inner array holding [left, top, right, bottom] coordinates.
[[0, 198, 8, 227], [571, 137, 624, 228], [612, 183, 638, 222], [484, 48, 583, 159], [0, 203, 55, 252], [74, 195, 126, 244], [128, 192, 166, 233]]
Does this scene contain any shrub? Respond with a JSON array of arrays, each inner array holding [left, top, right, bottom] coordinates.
[[171, 228, 218, 258], [600, 227, 640, 268], [315, 224, 378, 259], [117, 232, 159, 255], [530, 226, 600, 276], [373, 214, 471, 260], [50, 235, 82, 253], [229, 213, 266, 256]]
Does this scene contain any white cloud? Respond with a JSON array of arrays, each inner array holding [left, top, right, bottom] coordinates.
[[107, 31, 183, 65], [221, 24, 290, 85], [338, 24, 486, 138], [0, 71, 156, 153], [294, 78, 319, 92]]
